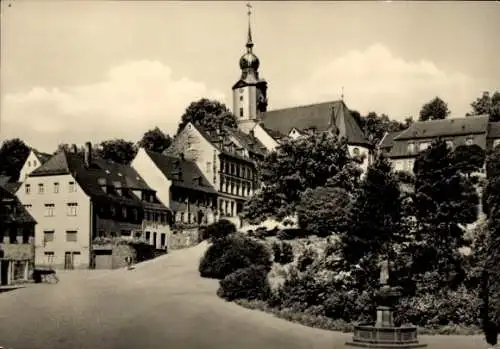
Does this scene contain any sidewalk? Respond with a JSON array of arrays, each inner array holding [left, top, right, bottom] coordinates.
[[0, 285, 26, 293]]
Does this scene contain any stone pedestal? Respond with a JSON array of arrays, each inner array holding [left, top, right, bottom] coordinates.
[[376, 306, 394, 327]]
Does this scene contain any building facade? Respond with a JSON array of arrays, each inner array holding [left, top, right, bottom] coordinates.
[[16, 143, 170, 269], [164, 122, 265, 226], [379, 115, 500, 174], [0, 185, 36, 286]]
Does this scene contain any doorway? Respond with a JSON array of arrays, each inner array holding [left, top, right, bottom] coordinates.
[[0, 260, 9, 285], [64, 252, 74, 270]]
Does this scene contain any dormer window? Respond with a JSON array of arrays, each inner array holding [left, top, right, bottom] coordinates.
[[352, 147, 360, 156], [465, 137, 474, 146], [445, 140, 454, 149]]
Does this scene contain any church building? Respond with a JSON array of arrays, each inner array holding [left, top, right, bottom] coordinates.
[[232, 7, 374, 173]]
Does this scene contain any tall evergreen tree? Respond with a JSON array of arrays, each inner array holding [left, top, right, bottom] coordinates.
[[412, 139, 478, 288], [340, 154, 402, 265]]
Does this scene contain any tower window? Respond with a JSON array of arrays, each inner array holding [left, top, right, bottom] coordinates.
[[240, 95, 244, 101], [239, 108, 244, 117]]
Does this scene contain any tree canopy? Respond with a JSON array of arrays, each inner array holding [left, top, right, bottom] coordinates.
[[411, 139, 479, 286], [419, 97, 451, 121], [177, 98, 237, 135], [468, 91, 500, 122], [137, 127, 172, 153], [340, 153, 402, 265], [0, 138, 31, 181], [241, 132, 361, 223], [96, 139, 138, 165]]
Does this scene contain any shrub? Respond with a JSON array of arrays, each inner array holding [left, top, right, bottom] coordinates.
[[296, 247, 317, 272], [199, 233, 272, 279], [394, 286, 481, 328], [204, 219, 237, 241], [217, 264, 271, 301]]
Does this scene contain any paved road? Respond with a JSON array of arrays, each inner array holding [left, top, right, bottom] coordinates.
[[0, 242, 490, 349]]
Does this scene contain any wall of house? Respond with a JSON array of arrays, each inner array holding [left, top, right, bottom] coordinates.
[[391, 157, 416, 173], [142, 219, 171, 250], [19, 151, 44, 182], [131, 148, 173, 208], [16, 174, 92, 269], [166, 123, 221, 188], [253, 123, 279, 152]]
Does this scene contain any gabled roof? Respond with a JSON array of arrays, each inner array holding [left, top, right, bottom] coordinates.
[[145, 149, 217, 194], [379, 131, 404, 150], [0, 185, 37, 224], [394, 115, 489, 141], [32, 149, 52, 164], [261, 100, 371, 147], [30, 151, 155, 208], [188, 122, 266, 161], [489, 122, 500, 139]]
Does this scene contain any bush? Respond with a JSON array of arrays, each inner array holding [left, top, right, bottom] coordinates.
[[296, 247, 318, 272], [203, 219, 237, 241], [272, 241, 295, 265], [217, 264, 271, 301], [199, 233, 272, 279], [394, 286, 481, 328]]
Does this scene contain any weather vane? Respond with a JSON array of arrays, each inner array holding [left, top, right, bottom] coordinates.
[[246, 2, 253, 17]]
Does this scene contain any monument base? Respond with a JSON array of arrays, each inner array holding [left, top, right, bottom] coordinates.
[[345, 323, 427, 349]]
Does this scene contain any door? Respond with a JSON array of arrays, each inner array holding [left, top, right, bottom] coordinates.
[[160, 233, 166, 249], [153, 232, 157, 249], [94, 250, 112, 269], [64, 252, 74, 270], [0, 261, 9, 286]]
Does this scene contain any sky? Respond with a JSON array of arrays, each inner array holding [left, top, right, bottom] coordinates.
[[1, 1, 499, 153]]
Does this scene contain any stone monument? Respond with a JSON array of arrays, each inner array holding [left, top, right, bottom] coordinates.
[[345, 258, 427, 348]]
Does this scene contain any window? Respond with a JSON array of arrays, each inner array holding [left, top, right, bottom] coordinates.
[[132, 209, 138, 221], [24, 204, 32, 210], [38, 183, 44, 194], [110, 206, 116, 217], [239, 88, 244, 94], [66, 230, 77, 242], [206, 161, 211, 172], [122, 207, 127, 219], [352, 147, 360, 156], [43, 230, 55, 243], [419, 142, 430, 151], [145, 231, 151, 241], [54, 182, 59, 193], [28, 161, 31, 167], [180, 212, 185, 222], [44, 252, 55, 264], [407, 142, 415, 153], [44, 204, 55, 217], [239, 108, 244, 117], [68, 181, 76, 193], [33, 160, 37, 167], [120, 230, 131, 237], [25, 184, 31, 194], [445, 140, 454, 149], [67, 203, 77, 216], [240, 95, 244, 101], [465, 137, 474, 146]]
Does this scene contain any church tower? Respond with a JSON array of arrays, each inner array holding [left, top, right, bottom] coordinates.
[[232, 4, 268, 125]]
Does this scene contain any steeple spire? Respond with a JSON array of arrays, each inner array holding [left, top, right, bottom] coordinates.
[[246, 3, 254, 51]]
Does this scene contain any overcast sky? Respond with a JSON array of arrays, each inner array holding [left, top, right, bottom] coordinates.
[[1, 1, 499, 152]]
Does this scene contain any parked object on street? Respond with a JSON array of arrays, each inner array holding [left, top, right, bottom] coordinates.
[[33, 267, 59, 284]]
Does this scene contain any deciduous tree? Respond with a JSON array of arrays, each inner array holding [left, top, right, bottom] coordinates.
[[468, 91, 500, 122], [0, 138, 30, 181], [242, 132, 361, 223], [419, 97, 450, 121], [177, 98, 237, 135], [138, 127, 172, 153], [97, 139, 138, 165]]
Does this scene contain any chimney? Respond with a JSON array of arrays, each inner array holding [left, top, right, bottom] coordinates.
[[84, 142, 92, 167], [72, 144, 78, 153]]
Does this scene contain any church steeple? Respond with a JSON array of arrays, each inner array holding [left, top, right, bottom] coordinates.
[[232, 3, 268, 124]]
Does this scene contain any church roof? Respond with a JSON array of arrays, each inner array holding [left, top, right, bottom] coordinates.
[[261, 100, 371, 147]]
